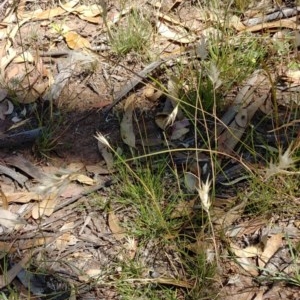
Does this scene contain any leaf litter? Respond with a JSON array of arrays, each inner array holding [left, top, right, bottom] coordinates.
[[0, 0, 299, 299]]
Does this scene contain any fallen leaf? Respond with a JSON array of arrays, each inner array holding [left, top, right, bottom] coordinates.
[[229, 15, 246, 31], [26, 7, 65, 20], [230, 243, 262, 258], [59, 0, 80, 13], [13, 51, 34, 63], [184, 172, 199, 192], [258, 233, 283, 269], [97, 140, 114, 170], [78, 265, 104, 282], [31, 195, 58, 219], [56, 233, 78, 251], [85, 164, 110, 175], [75, 4, 102, 17], [60, 222, 75, 231], [64, 31, 91, 50], [60, 183, 83, 198], [0, 242, 15, 255], [120, 94, 136, 148], [108, 211, 126, 241], [70, 173, 94, 185], [156, 20, 197, 43], [235, 256, 259, 276], [170, 127, 189, 140], [155, 112, 171, 130], [5, 192, 41, 203], [0, 208, 26, 230]]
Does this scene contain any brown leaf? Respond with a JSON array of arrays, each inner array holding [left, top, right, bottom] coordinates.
[[120, 94, 136, 148], [56, 232, 78, 251], [29, 7, 66, 20], [75, 4, 102, 18], [97, 140, 114, 170], [156, 20, 197, 43], [70, 173, 94, 185], [85, 164, 110, 175], [32, 195, 58, 219], [64, 31, 91, 50], [230, 243, 262, 258], [108, 211, 126, 241], [0, 208, 26, 229], [258, 233, 283, 269], [235, 256, 259, 276], [5, 192, 41, 203]]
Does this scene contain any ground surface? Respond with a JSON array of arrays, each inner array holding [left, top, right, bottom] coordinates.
[[0, 0, 300, 299]]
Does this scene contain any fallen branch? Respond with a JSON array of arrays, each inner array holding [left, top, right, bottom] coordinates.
[[243, 6, 299, 27]]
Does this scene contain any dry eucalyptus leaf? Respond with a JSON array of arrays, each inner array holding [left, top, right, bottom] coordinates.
[[25, 7, 65, 20], [170, 119, 190, 140], [229, 15, 246, 31], [59, 0, 80, 12], [60, 183, 83, 198], [170, 127, 189, 140], [14, 51, 34, 63], [0, 208, 26, 230], [108, 211, 126, 241], [70, 173, 94, 185], [258, 233, 283, 269], [156, 20, 197, 43], [5, 192, 41, 203], [31, 195, 58, 219], [56, 233, 78, 251], [230, 243, 262, 258], [85, 164, 110, 175], [75, 4, 102, 18], [120, 94, 136, 148], [155, 104, 178, 130], [184, 172, 199, 192], [97, 140, 114, 170], [64, 31, 91, 50], [155, 112, 170, 130], [235, 256, 259, 276]]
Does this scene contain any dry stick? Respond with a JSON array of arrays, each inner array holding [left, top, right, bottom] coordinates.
[[103, 59, 168, 115], [243, 6, 299, 27], [0, 165, 28, 186], [0, 128, 44, 149], [0, 252, 33, 289]]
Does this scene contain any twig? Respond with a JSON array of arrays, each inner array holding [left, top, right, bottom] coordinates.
[[103, 59, 168, 116], [0, 164, 28, 186], [243, 6, 299, 27]]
